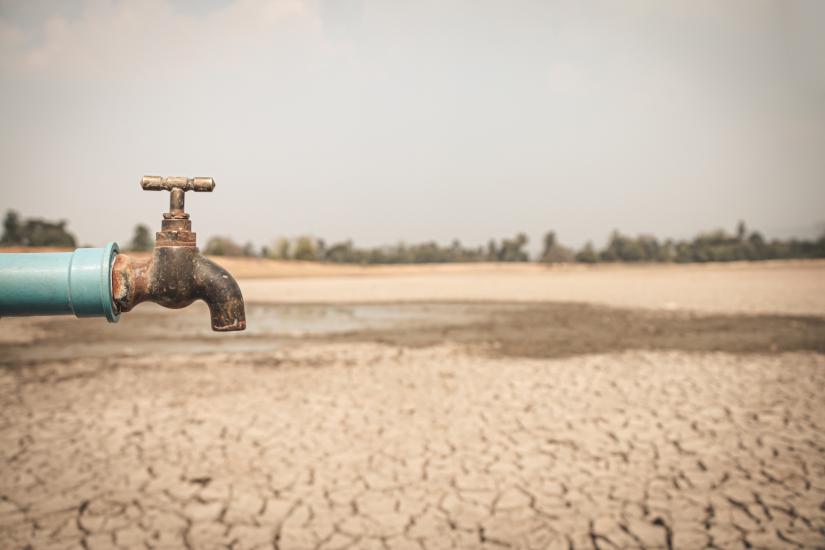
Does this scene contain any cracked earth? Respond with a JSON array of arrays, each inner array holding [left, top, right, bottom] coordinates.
[[2, 339, 824, 549]]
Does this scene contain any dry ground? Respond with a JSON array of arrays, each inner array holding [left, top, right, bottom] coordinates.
[[1, 261, 825, 549], [235, 260, 825, 316]]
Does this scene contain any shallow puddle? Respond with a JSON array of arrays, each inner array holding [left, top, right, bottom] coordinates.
[[0, 302, 485, 362]]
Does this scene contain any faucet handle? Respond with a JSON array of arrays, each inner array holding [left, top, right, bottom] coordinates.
[[141, 176, 215, 192], [141, 175, 216, 219]]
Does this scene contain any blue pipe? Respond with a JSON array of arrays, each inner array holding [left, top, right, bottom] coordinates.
[[0, 243, 120, 322]]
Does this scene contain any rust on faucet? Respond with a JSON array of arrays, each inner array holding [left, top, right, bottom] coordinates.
[[111, 176, 246, 332]]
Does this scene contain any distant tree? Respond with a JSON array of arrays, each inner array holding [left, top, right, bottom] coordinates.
[[23, 219, 76, 247], [575, 242, 598, 263], [129, 224, 153, 251], [541, 232, 556, 258], [1, 211, 76, 247], [599, 231, 659, 262], [592, 233, 631, 261], [736, 220, 747, 241], [486, 240, 498, 261], [205, 236, 244, 256], [747, 231, 766, 259], [498, 233, 529, 262], [1, 210, 21, 245], [689, 228, 750, 261], [270, 237, 291, 260], [747, 231, 764, 246], [599, 231, 618, 261], [205, 237, 225, 256], [818, 232, 825, 257], [660, 239, 675, 262], [540, 231, 575, 263], [292, 236, 317, 261], [450, 239, 462, 260], [325, 240, 356, 263], [316, 239, 327, 261], [242, 242, 256, 257], [637, 234, 663, 261]]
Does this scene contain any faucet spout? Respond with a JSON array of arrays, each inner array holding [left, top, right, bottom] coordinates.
[[193, 255, 246, 331]]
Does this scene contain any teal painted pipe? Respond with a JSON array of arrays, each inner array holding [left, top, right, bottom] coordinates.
[[0, 243, 120, 322]]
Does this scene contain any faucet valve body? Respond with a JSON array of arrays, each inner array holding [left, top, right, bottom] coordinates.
[[112, 176, 246, 331]]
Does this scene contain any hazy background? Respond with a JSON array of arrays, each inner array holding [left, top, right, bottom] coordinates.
[[1, 0, 824, 253]]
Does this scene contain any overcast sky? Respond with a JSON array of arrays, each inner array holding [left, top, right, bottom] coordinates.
[[1, 0, 823, 252]]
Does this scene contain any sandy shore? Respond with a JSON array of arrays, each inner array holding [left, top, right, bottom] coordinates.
[[238, 260, 825, 316]]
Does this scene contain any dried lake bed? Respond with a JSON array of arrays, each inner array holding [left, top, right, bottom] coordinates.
[[1, 261, 824, 549]]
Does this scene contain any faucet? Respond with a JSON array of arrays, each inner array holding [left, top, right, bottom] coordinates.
[[112, 176, 246, 331], [0, 175, 246, 332]]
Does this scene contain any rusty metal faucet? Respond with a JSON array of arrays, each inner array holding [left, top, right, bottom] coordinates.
[[112, 176, 247, 331]]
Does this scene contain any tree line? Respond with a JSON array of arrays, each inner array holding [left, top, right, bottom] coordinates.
[[203, 221, 825, 264], [3, 210, 824, 264], [239, 233, 531, 264], [1, 210, 76, 247], [539, 221, 825, 263]]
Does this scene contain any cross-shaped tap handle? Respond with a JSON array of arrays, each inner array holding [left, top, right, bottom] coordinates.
[[140, 176, 216, 219]]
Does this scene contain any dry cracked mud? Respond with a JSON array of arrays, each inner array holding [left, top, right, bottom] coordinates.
[[1, 303, 825, 549]]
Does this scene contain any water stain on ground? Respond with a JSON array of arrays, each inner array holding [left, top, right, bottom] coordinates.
[[2, 302, 823, 363], [326, 302, 825, 359]]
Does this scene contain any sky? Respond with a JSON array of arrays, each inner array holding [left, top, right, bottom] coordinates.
[[1, 0, 824, 253]]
